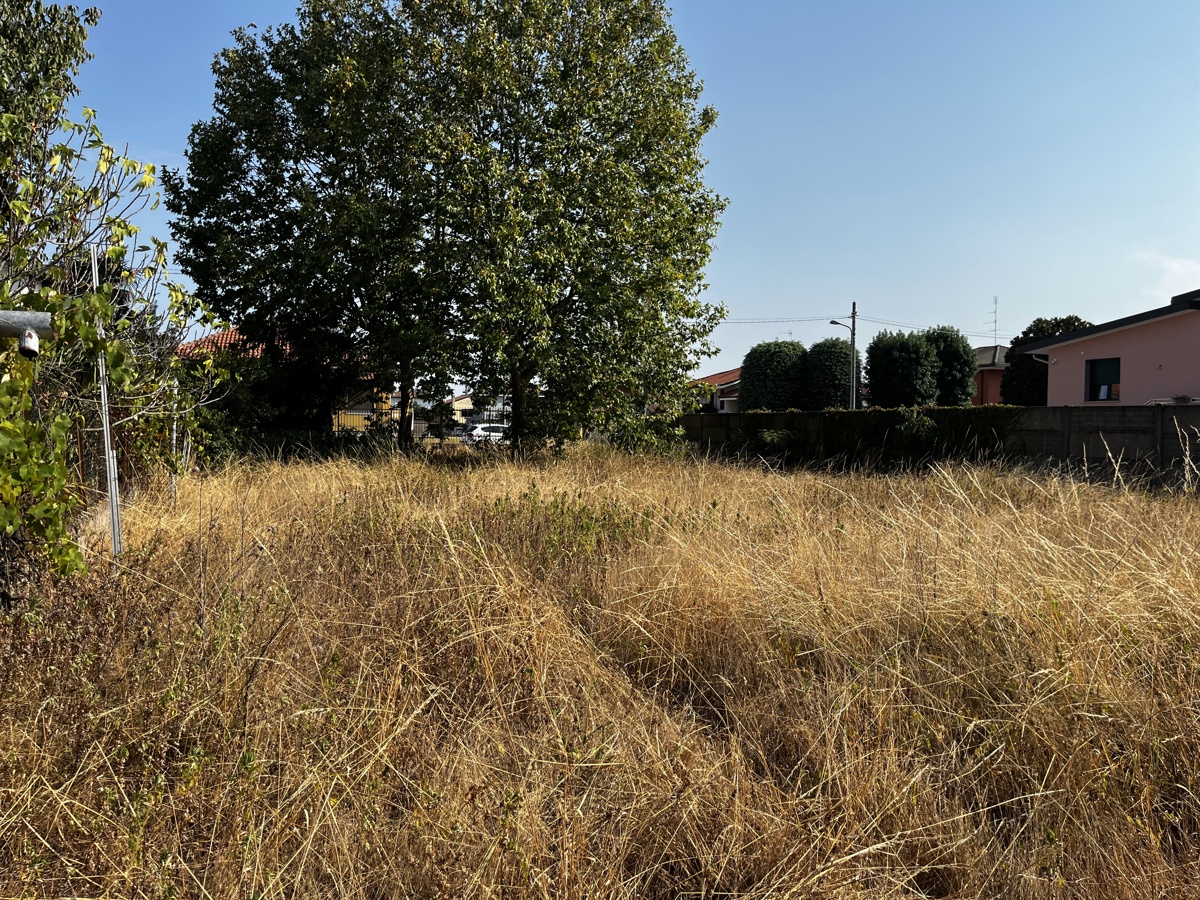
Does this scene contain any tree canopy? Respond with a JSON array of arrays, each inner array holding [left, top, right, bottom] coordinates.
[[864, 330, 938, 408], [802, 337, 859, 410], [167, 0, 725, 448], [1001, 316, 1092, 406], [739, 340, 806, 412], [922, 326, 976, 407]]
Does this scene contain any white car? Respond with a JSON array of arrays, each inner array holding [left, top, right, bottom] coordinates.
[[465, 424, 508, 444]]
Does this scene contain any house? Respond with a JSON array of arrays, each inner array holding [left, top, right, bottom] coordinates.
[[693, 366, 741, 413], [1019, 290, 1200, 406], [176, 327, 264, 360], [972, 345, 1008, 405], [451, 393, 475, 425], [178, 328, 393, 432]]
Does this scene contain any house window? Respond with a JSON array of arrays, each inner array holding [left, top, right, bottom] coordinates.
[[719, 399, 726, 410], [1086, 357, 1120, 401]]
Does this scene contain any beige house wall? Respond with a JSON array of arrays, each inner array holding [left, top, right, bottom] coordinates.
[[1045, 309, 1200, 406]]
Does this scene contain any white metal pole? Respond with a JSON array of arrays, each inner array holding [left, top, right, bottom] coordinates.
[[170, 378, 178, 507], [91, 247, 122, 557]]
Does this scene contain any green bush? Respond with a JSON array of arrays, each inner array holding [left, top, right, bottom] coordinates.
[[739, 341, 806, 411], [922, 326, 976, 407], [864, 331, 938, 408], [728, 405, 1024, 468], [802, 338, 860, 410]]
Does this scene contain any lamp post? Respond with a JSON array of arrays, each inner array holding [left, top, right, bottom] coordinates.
[[830, 301, 858, 409]]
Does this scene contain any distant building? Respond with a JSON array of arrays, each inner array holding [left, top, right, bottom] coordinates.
[[973, 345, 1008, 405], [1018, 290, 1200, 406], [176, 327, 264, 360], [692, 366, 741, 413]]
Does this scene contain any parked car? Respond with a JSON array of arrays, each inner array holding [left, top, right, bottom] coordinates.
[[464, 424, 508, 444]]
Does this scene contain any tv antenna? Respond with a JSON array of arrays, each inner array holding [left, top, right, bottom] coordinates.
[[985, 295, 999, 345]]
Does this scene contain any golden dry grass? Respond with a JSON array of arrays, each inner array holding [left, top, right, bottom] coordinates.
[[1, 447, 1198, 898]]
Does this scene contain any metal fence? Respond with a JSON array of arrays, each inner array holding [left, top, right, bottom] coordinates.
[[331, 404, 509, 440]]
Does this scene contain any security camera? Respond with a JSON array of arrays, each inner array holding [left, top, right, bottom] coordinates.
[[18, 329, 38, 360]]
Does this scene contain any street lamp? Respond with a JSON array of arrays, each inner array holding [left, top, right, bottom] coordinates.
[[830, 302, 858, 409]]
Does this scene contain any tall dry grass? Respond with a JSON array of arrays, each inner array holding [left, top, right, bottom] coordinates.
[[1, 447, 1198, 898]]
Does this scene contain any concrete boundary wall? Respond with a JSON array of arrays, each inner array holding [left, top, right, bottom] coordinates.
[[681, 406, 1200, 466]]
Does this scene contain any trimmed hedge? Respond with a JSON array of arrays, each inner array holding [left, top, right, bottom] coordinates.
[[716, 405, 1024, 468]]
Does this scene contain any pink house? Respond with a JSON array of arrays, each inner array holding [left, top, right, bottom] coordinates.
[[972, 345, 1008, 405], [1019, 290, 1200, 406]]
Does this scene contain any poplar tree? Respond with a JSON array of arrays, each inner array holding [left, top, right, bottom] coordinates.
[[167, 0, 725, 449], [444, 0, 725, 447], [166, 0, 461, 440]]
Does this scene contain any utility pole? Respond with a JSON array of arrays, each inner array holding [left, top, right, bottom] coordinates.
[[830, 301, 858, 409], [850, 301, 857, 409]]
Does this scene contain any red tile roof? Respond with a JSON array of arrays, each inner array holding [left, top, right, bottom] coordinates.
[[692, 366, 741, 388], [176, 328, 264, 360]]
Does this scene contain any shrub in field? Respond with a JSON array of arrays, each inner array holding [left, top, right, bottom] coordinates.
[[1, 1, 210, 584]]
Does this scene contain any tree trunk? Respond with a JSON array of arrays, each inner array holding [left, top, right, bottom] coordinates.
[[507, 369, 535, 453], [396, 382, 414, 447]]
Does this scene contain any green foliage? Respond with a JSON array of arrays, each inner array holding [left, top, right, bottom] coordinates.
[[739, 340, 806, 412], [922, 325, 976, 407], [732, 405, 1024, 468], [802, 337, 860, 410], [1001, 316, 1092, 406], [864, 330, 938, 408], [167, 0, 725, 451], [0, 368, 78, 573], [165, 0, 460, 440], [1, 2, 210, 580]]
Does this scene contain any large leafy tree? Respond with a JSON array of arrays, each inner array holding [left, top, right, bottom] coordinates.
[[864, 330, 938, 408], [168, 0, 725, 449], [2, 1, 206, 579], [445, 0, 725, 447], [922, 325, 976, 407], [1001, 315, 1092, 406], [739, 340, 805, 411], [166, 0, 463, 440], [801, 337, 859, 410]]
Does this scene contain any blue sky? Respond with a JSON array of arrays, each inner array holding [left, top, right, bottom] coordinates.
[[76, 1, 1200, 376]]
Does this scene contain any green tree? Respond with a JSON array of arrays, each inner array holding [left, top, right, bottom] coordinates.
[[445, 0, 725, 448], [165, 0, 461, 442], [167, 0, 725, 451], [1001, 316, 1092, 406], [801, 337, 859, 410], [739, 341, 806, 411], [864, 330, 938, 408], [922, 325, 976, 407], [2, 1, 207, 580]]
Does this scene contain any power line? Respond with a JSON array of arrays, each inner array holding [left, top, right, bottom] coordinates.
[[716, 313, 1010, 342], [718, 315, 840, 324]]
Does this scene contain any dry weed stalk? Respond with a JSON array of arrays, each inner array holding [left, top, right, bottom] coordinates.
[[0, 448, 1197, 898]]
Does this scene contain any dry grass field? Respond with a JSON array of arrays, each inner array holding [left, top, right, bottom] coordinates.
[[2, 447, 1198, 898]]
